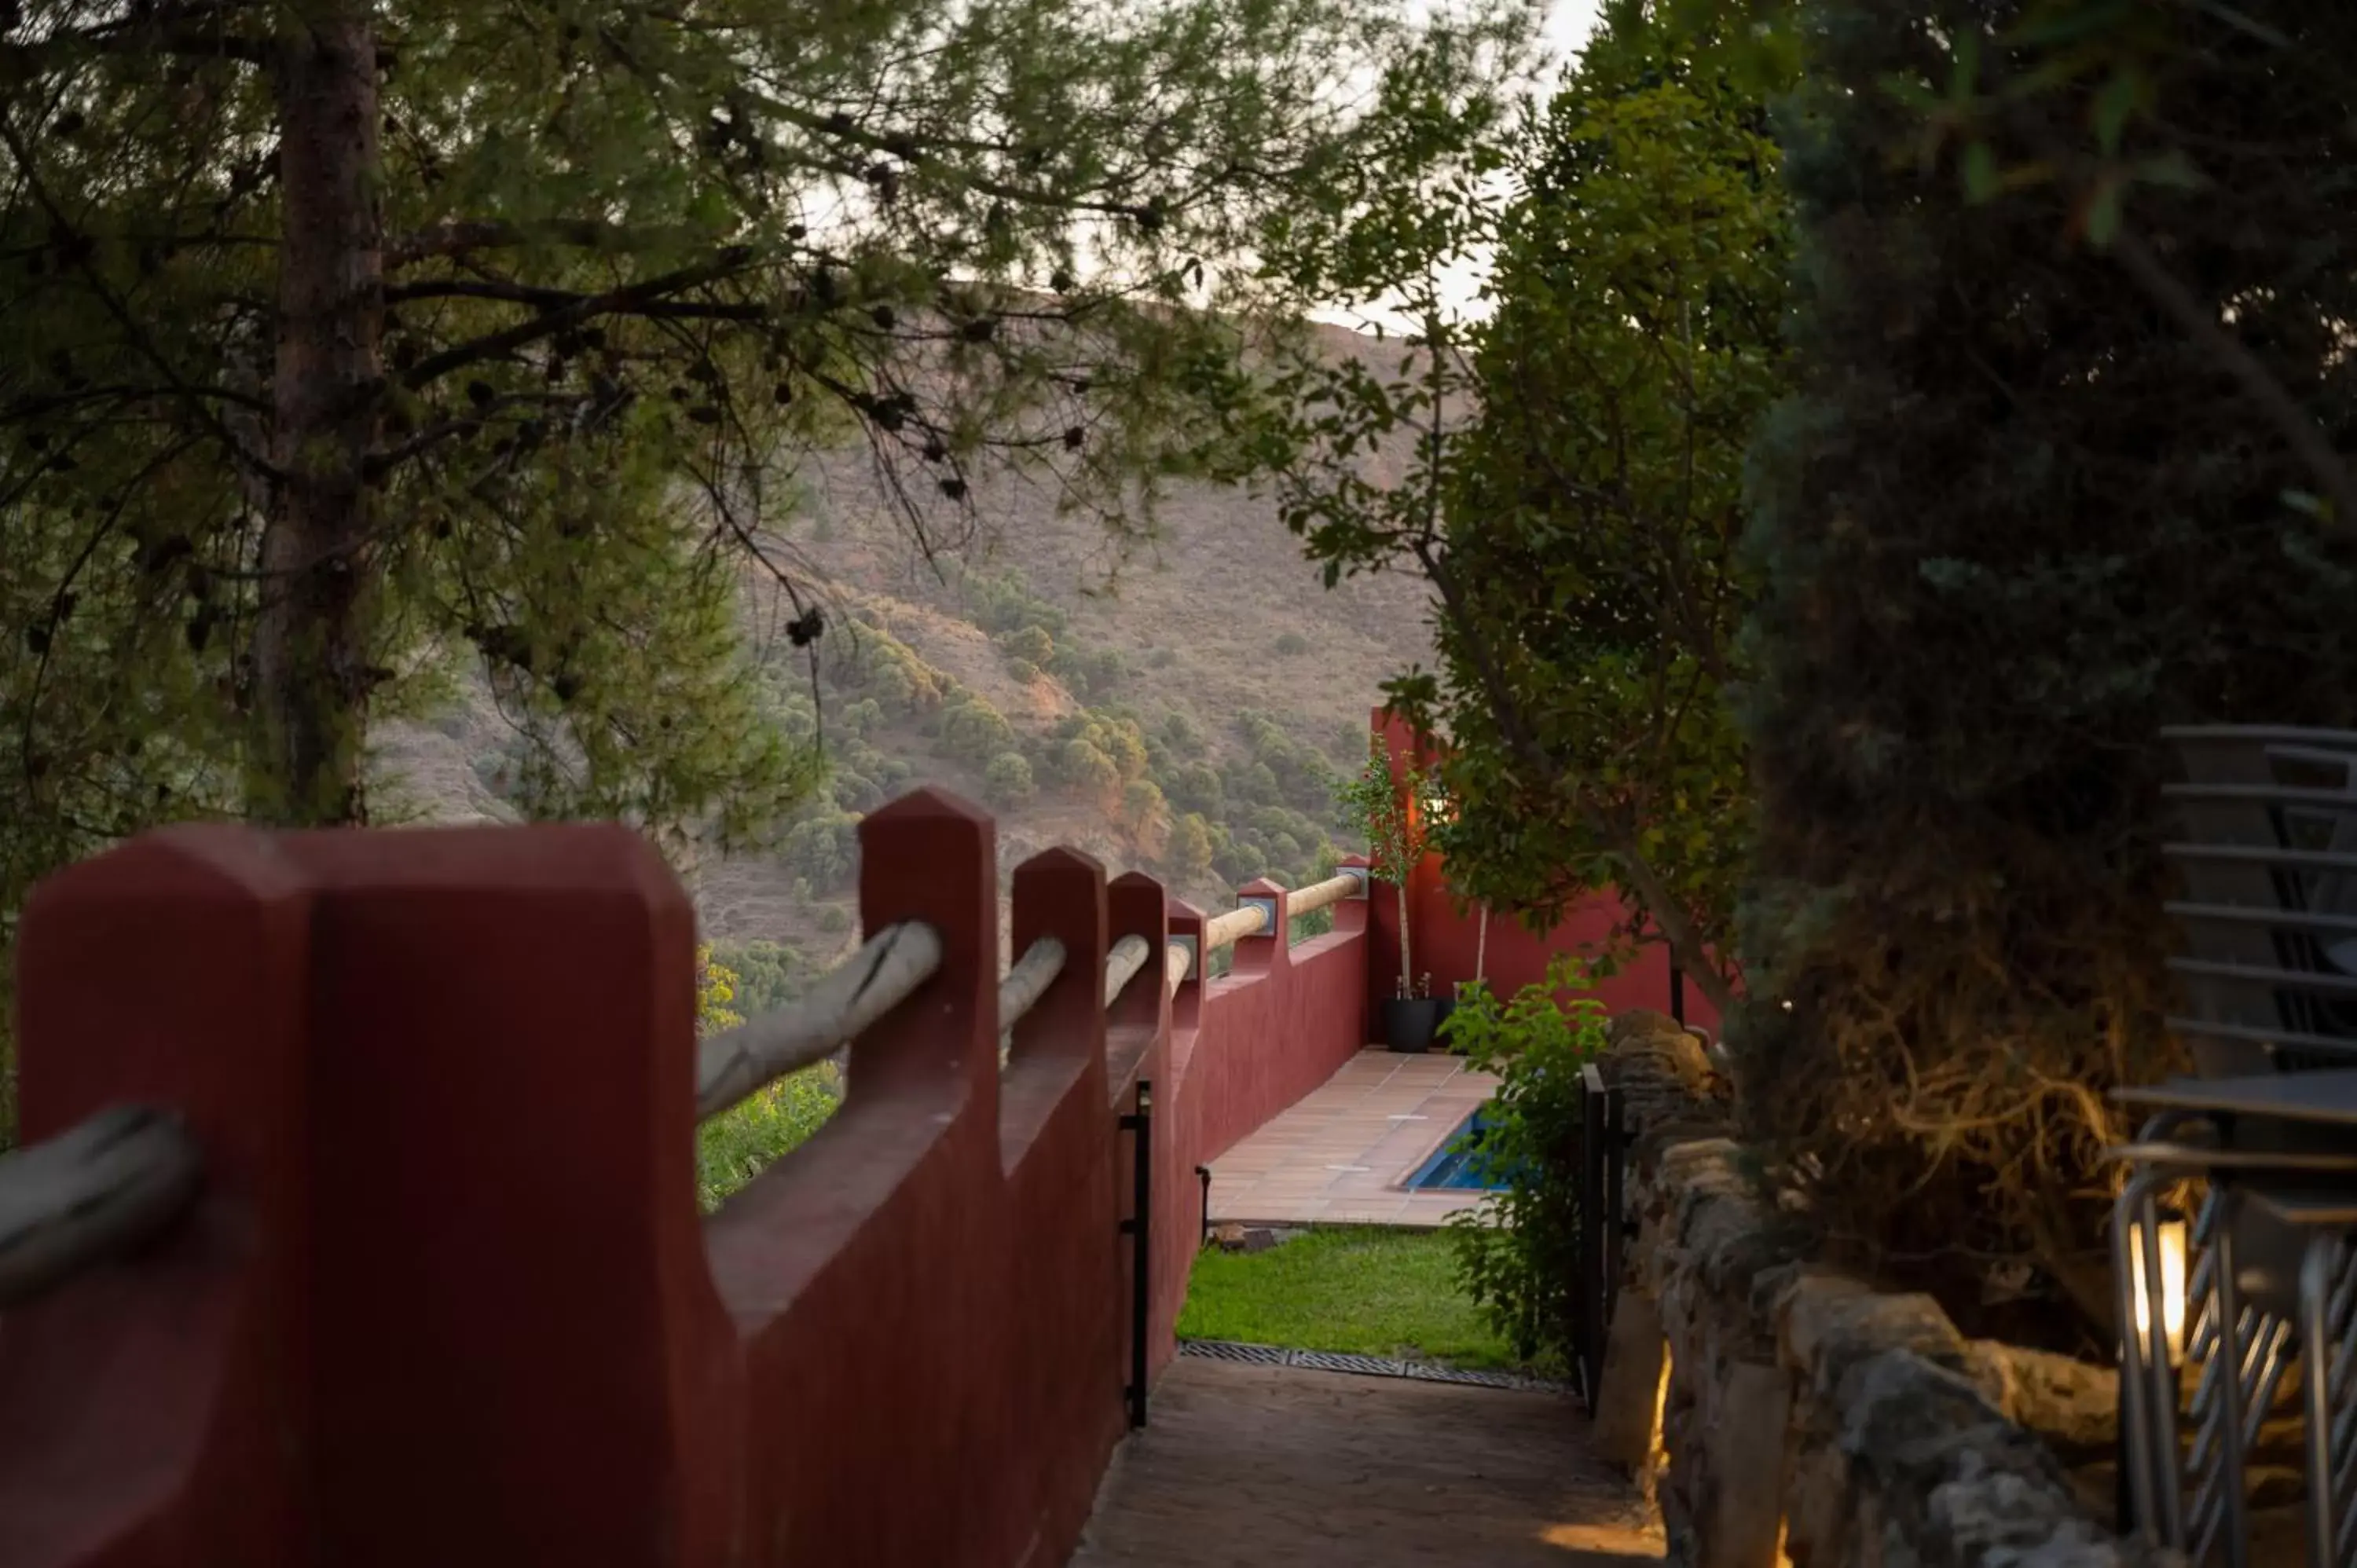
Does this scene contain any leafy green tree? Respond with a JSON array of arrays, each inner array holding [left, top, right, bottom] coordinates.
[[1266, 1, 1793, 1015], [1738, 0, 2357, 1336], [1334, 743, 1435, 1000]]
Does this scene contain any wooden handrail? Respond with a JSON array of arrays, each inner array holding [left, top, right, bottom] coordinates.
[[0, 1105, 203, 1309], [998, 936, 1068, 1032], [696, 921, 943, 1122], [1287, 873, 1360, 921]]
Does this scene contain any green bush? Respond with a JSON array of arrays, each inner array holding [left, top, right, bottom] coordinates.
[[1444, 960, 1606, 1372], [984, 750, 1036, 808], [816, 904, 852, 935], [999, 623, 1055, 666], [939, 692, 1017, 764], [1274, 631, 1311, 656], [695, 1066, 840, 1211], [710, 938, 802, 1017], [780, 810, 860, 892]]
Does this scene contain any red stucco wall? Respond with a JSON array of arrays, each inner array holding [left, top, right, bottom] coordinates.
[[1362, 708, 1726, 1040], [0, 792, 1373, 1568]]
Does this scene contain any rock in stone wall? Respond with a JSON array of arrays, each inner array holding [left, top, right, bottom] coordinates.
[[1595, 1013, 2177, 1568]]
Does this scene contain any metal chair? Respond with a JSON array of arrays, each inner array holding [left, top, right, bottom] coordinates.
[[2113, 727, 2357, 1566]]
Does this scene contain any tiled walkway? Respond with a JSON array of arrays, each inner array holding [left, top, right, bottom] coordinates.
[[1070, 1357, 1663, 1566], [1205, 1051, 1499, 1228]]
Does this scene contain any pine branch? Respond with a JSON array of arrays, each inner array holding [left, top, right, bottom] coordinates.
[[2107, 222, 2357, 536], [398, 251, 770, 390], [0, 116, 284, 483], [385, 219, 704, 269]]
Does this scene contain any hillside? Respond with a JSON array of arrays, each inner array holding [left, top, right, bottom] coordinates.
[[370, 321, 1435, 985]]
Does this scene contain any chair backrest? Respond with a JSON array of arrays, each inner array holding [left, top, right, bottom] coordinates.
[[2163, 727, 2357, 1075]]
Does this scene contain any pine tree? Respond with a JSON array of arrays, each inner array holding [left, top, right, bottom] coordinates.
[[0, 0, 1535, 1145], [2, 0, 1533, 820]]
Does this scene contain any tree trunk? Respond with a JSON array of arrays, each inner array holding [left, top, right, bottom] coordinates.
[[1473, 903, 1488, 987], [253, 2, 383, 826], [1395, 878, 1412, 999]]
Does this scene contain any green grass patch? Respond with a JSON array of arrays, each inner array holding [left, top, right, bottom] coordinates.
[[1176, 1225, 1522, 1371], [695, 1064, 839, 1211]]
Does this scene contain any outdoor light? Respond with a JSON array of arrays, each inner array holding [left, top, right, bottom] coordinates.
[[2116, 1209, 2191, 1538], [2129, 1217, 2190, 1366]]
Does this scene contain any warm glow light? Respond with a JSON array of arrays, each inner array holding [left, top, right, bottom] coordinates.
[[1537, 1523, 1667, 1558], [2129, 1218, 2190, 1364]]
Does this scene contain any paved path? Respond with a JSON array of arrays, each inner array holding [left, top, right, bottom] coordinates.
[[1070, 1357, 1663, 1567], [1207, 1051, 1500, 1228]]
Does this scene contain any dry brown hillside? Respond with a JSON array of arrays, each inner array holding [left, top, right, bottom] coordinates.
[[372, 320, 1434, 976]]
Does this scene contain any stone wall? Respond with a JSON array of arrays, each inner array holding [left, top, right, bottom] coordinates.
[[1590, 1012, 2176, 1568]]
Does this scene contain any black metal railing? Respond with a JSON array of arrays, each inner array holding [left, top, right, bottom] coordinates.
[[1576, 1061, 1631, 1414], [1119, 1079, 1155, 1430]]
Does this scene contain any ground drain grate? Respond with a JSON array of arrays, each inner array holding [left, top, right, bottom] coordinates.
[[1178, 1338, 1571, 1394], [1178, 1339, 1292, 1365]]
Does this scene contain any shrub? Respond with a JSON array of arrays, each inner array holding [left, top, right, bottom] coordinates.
[[1213, 837, 1266, 885], [710, 939, 801, 1017], [1006, 657, 1040, 684], [780, 810, 860, 892], [1168, 811, 1216, 882], [984, 750, 1036, 808], [999, 623, 1055, 666], [695, 944, 840, 1211], [695, 1066, 840, 1211], [1443, 960, 1606, 1371], [939, 693, 1017, 763], [1166, 761, 1222, 816], [816, 905, 852, 935], [1120, 777, 1168, 837], [1053, 737, 1121, 800], [1274, 631, 1311, 656], [696, 943, 745, 1032]]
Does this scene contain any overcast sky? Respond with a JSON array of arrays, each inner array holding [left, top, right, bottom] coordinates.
[[1315, 0, 1602, 329]]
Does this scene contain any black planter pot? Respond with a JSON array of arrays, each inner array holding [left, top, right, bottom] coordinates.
[[1383, 996, 1446, 1053]]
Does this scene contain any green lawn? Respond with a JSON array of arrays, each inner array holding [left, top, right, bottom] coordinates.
[[1175, 1225, 1520, 1371]]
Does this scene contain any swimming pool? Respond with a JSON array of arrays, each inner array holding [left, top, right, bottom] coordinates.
[[1402, 1106, 1519, 1191]]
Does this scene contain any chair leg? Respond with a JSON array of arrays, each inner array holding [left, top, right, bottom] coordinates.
[[2305, 1236, 2341, 1568]]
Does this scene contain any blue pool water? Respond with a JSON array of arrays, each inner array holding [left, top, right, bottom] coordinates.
[[1404, 1107, 1517, 1191]]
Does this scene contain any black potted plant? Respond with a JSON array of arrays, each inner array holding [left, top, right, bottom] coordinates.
[[1340, 746, 1446, 1052]]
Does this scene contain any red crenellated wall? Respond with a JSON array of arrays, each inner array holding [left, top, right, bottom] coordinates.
[[1362, 708, 1727, 1039], [0, 791, 1373, 1568]]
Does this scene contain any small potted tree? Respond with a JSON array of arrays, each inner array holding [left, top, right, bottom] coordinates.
[[1339, 744, 1445, 1052]]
